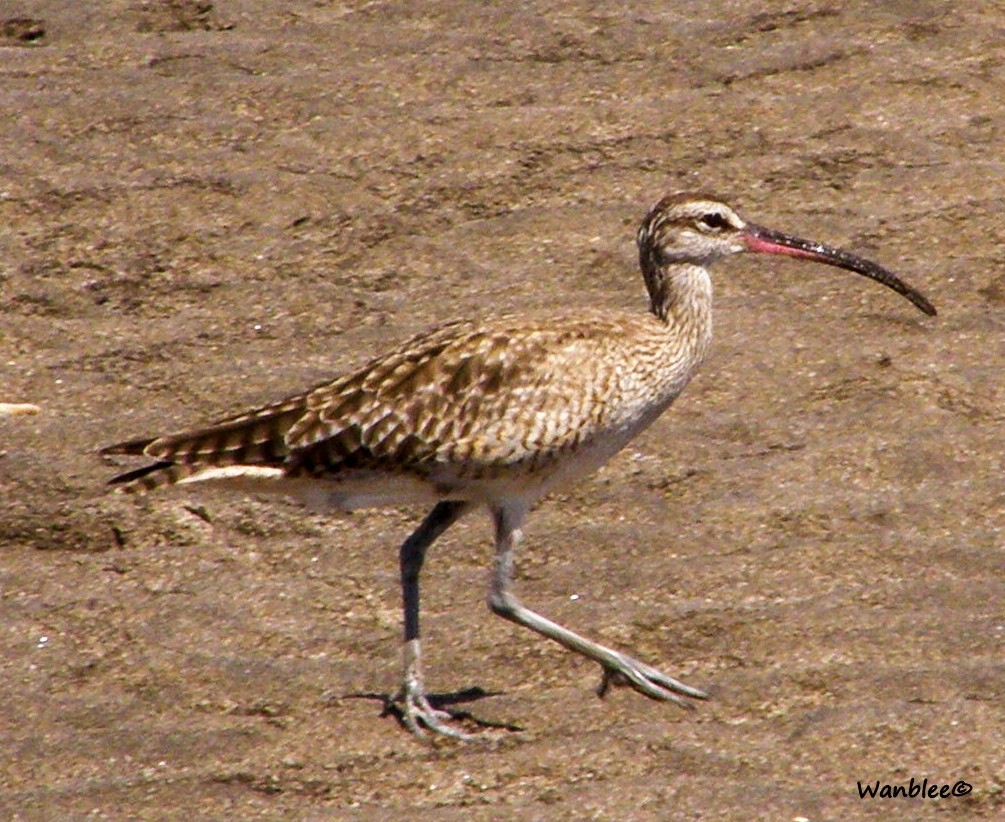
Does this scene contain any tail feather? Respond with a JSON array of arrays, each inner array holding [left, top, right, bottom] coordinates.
[[99, 436, 158, 457], [102, 394, 311, 494], [107, 460, 173, 486], [142, 397, 307, 465], [105, 461, 206, 493]]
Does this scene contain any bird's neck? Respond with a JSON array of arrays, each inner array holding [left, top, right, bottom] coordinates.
[[645, 262, 713, 342]]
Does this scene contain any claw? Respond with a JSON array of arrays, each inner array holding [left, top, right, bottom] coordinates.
[[595, 652, 709, 708], [395, 640, 477, 740], [395, 684, 475, 741]]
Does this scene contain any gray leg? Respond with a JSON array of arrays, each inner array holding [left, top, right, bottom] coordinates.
[[488, 503, 708, 707], [396, 500, 471, 739]]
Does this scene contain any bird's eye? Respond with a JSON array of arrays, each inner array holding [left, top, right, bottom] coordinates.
[[699, 212, 728, 231]]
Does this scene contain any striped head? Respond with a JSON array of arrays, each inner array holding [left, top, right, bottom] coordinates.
[[636, 191, 937, 318], [637, 192, 749, 271]]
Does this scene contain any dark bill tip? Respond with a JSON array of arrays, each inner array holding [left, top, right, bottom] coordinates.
[[744, 224, 937, 317]]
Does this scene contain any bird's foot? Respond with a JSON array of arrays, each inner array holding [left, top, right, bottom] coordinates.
[[390, 681, 476, 741], [595, 650, 708, 708], [395, 640, 478, 741]]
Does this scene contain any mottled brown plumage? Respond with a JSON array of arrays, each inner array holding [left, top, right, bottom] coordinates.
[[102, 193, 935, 739], [105, 312, 698, 496]]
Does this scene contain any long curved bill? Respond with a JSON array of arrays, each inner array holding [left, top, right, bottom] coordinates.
[[743, 224, 937, 316]]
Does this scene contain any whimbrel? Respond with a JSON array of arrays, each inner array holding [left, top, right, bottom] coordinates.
[[101, 192, 936, 739]]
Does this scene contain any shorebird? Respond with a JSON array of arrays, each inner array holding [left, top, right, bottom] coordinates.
[[101, 192, 936, 739]]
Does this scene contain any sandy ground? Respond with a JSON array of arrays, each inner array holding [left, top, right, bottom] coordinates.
[[2, 1, 1004, 819]]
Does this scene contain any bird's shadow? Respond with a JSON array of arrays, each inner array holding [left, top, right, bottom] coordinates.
[[341, 686, 524, 734]]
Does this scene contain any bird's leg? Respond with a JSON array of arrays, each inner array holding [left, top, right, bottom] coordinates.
[[488, 504, 708, 707], [395, 500, 472, 739]]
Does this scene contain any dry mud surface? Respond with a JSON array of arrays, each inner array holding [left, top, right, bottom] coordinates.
[[2, 2, 1004, 819]]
